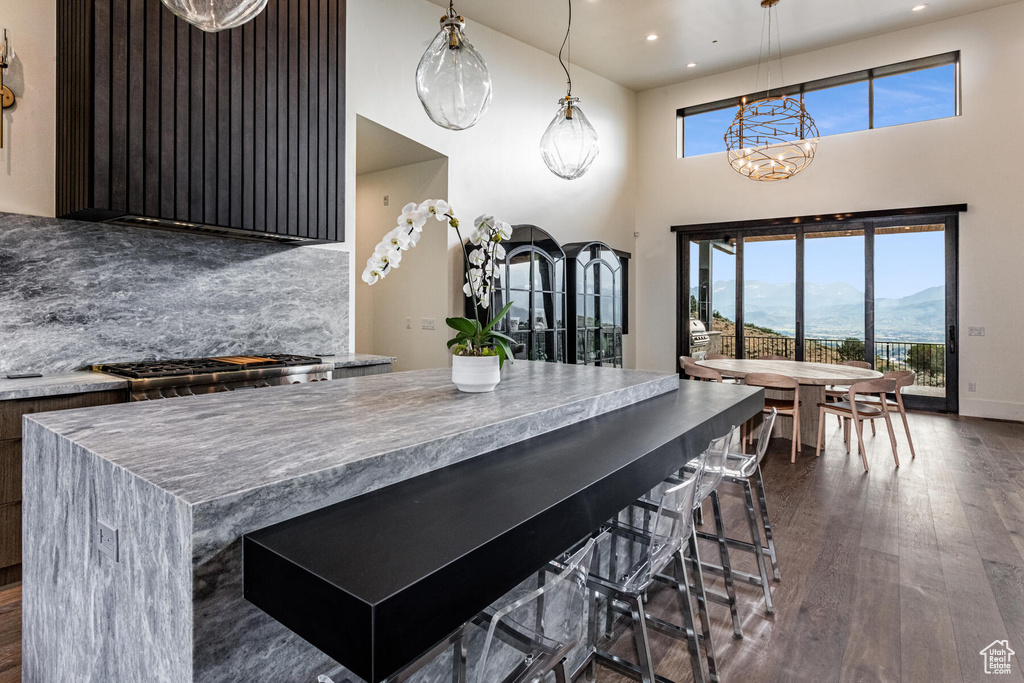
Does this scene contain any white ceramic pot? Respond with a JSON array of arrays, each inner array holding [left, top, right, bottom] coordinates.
[[451, 354, 501, 393]]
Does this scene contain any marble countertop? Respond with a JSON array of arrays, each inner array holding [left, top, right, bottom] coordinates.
[[0, 371, 128, 402], [326, 353, 397, 368], [26, 362, 676, 505]]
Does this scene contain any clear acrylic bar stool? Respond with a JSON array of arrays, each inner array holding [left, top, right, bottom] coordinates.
[[694, 410, 780, 615], [317, 538, 597, 683], [586, 431, 733, 683]]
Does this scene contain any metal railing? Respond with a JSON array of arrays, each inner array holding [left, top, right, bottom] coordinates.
[[718, 335, 946, 388]]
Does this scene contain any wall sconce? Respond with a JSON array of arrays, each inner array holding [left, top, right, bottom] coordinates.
[[0, 29, 15, 149]]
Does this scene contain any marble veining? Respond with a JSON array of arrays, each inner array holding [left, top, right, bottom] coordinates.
[[0, 371, 128, 401], [23, 363, 678, 682], [28, 362, 676, 504], [0, 212, 349, 376]]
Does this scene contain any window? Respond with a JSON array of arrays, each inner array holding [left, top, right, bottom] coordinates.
[[683, 108, 736, 158], [874, 63, 956, 128], [803, 81, 869, 137], [677, 52, 959, 158]]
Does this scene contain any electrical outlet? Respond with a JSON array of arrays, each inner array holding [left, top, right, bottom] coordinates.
[[97, 521, 118, 561], [968, 326, 985, 337], [384, 194, 389, 207], [405, 317, 411, 329], [421, 318, 435, 330], [968, 382, 977, 392]]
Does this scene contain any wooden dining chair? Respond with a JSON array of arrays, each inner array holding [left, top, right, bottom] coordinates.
[[826, 360, 874, 429], [816, 377, 899, 472], [859, 370, 917, 459], [705, 353, 732, 360], [684, 364, 724, 382], [742, 372, 801, 463], [762, 355, 790, 361], [679, 355, 697, 369]]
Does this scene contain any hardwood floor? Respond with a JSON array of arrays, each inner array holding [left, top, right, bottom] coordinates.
[[0, 413, 1021, 682], [0, 583, 18, 683], [595, 412, 1024, 683]]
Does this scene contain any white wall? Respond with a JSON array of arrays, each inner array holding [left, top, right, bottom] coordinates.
[[0, 0, 56, 216], [355, 158, 449, 370], [346, 0, 639, 366], [633, 2, 1024, 420]]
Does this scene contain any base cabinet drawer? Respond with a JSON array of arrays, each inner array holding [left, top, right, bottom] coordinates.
[[0, 502, 20, 571], [0, 441, 19, 506]]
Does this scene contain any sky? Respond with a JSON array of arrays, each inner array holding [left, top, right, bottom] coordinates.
[[684, 64, 955, 157], [692, 229, 945, 300]]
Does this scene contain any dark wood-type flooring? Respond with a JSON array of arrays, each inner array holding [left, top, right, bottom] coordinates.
[[0, 413, 1021, 682], [597, 411, 1024, 683]]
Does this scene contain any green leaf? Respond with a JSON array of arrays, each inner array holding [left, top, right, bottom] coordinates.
[[445, 317, 477, 336], [494, 338, 514, 369], [487, 331, 517, 345], [481, 301, 514, 334]]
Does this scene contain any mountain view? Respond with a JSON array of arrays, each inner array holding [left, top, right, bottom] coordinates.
[[694, 280, 945, 342]]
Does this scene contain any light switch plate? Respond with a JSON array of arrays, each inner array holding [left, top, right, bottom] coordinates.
[[968, 382, 977, 392], [968, 326, 985, 337], [421, 318, 435, 330], [97, 521, 118, 561]]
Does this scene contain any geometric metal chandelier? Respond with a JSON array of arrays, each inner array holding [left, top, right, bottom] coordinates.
[[725, 0, 818, 181], [726, 96, 819, 181]]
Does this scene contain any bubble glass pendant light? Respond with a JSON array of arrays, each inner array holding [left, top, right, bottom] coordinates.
[[415, 2, 493, 131], [160, 0, 268, 32], [540, 0, 599, 180], [725, 0, 818, 181]]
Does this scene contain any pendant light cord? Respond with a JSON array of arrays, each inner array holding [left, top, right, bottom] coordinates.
[[559, 0, 573, 97]]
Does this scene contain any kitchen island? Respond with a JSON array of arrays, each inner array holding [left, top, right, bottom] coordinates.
[[22, 361, 732, 682]]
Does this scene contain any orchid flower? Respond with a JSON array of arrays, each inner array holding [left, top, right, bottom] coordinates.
[[383, 227, 414, 251], [400, 203, 428, 232], [418, 199, 450, 220]]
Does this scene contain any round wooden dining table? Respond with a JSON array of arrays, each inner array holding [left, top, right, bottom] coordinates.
[[695, 359, 883, 448]]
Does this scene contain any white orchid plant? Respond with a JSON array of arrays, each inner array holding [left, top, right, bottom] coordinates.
[[362, 200, 517, 367]]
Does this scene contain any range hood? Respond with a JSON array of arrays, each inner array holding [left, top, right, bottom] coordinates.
[[56, 0, 347, 243]]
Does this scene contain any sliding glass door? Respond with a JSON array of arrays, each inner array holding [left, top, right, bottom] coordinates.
[[679, 210, 960, 413]]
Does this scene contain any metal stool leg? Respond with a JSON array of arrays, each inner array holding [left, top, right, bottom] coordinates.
[[710, 490, 743, 638], [672, 551, 708, 683], [741, 479, 774, 614], [753, 465, 781, 581], [687, 531, 718, 683], [629, 595, 656, 683]]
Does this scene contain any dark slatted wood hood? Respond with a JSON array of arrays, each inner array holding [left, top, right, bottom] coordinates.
[[57, 0, 346, 243]]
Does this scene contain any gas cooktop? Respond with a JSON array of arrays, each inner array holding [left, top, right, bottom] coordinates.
[[95, 354, 324, 379]]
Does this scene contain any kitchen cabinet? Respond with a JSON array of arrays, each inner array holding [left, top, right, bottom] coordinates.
[[565, 242, 629, 368], [57, 0, 346, 242], [0, 389, 127, 586]]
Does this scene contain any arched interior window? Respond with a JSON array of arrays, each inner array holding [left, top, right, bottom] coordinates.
[[566, 242, 628, 368], [467, 226, 567, 363]]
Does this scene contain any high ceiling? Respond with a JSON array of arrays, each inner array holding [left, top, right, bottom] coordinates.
[[427, 0, 1017, 91]]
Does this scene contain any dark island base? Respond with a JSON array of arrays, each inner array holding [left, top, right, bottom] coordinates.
[[244, 381, 763, 682]]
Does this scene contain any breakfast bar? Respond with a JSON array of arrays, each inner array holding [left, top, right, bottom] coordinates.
[[20, 362, 766, 682]]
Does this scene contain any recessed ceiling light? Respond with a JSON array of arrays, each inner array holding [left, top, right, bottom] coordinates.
[[687, 63, 697, 68], [912, 4, 928, 10], [646, 34, 658, 41]]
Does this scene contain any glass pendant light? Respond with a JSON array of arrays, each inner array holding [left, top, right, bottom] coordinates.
[[541, 0, 599, 180], [415, 2, 493, 131], [724, 0, 818, 181], [160, 0, 268, 32]]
